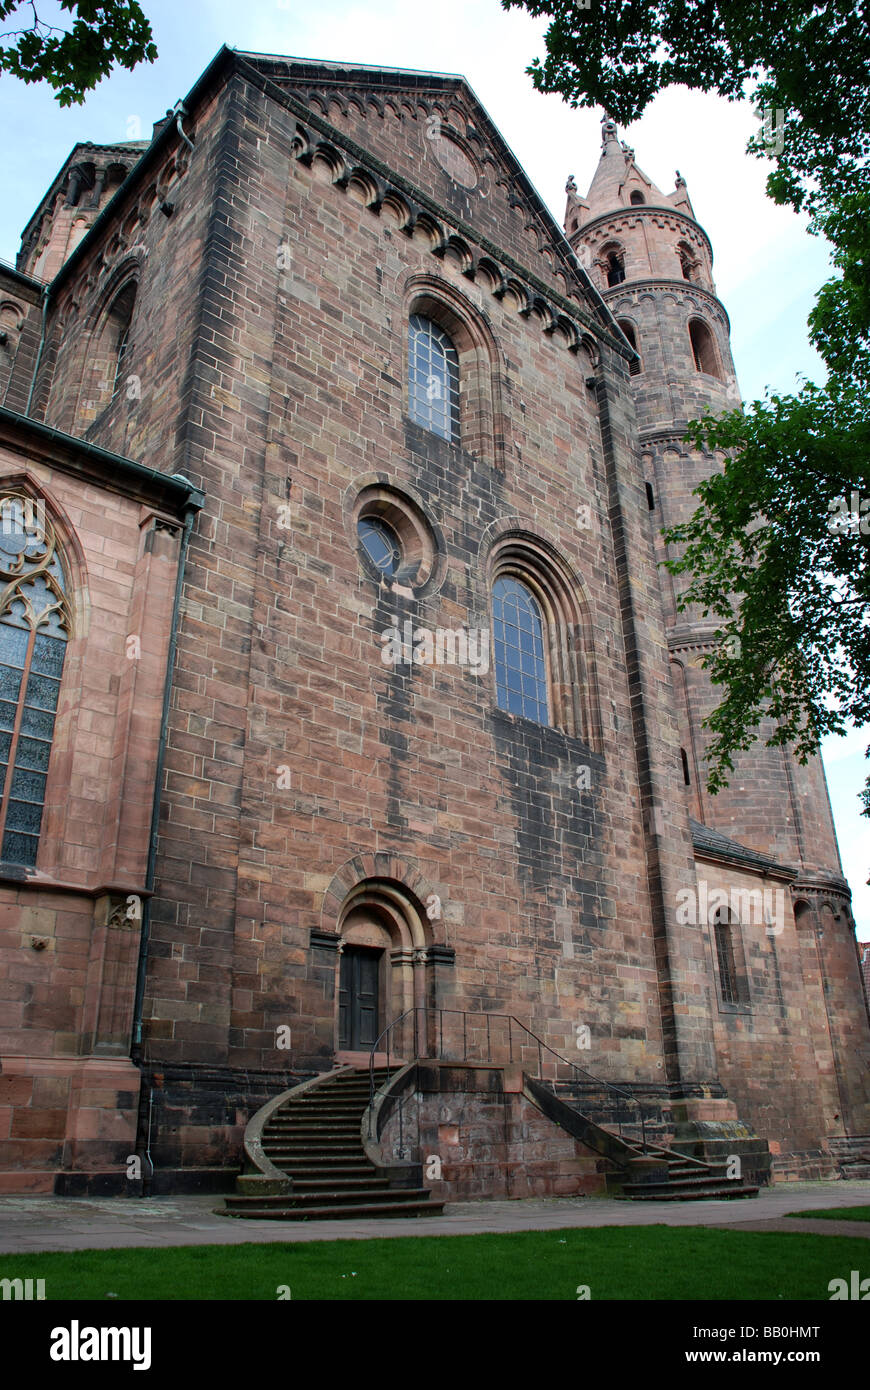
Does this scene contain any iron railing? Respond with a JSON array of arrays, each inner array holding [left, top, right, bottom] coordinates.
[[367, 1007, 646, 1147]]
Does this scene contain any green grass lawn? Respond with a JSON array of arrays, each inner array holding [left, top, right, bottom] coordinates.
[[785, 1206, 870, 1222], [2, 1225, 868, 1300]]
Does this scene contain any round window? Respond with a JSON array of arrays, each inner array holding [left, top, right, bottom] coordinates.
[[357, 516, 402, 577]]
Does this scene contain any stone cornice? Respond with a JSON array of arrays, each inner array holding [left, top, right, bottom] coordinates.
[[0, 405, 204, 517], [19, 140, 151, 251], [604, 278, 730, 334], [575, 205, 714, 261], [790, 874, 853, 902]]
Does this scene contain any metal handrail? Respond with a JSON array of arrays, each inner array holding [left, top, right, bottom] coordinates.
[[366, 1006, 647, 1147]]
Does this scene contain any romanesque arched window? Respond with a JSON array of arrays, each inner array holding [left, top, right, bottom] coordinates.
[[606, 251, 626, 287], [108, 283, 136, 399], [689, 317, 721, 378], [489, 536, 600, 745], [408, 313, 460, 443], [617, 319, 642, 375], [492, 576, 550, 724], [76, 278, 138, 432], [0, 495, 70, 867], [678, 242, 699, 282]]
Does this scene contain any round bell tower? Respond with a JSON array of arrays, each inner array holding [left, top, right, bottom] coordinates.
[[564, 116, 844, 883]]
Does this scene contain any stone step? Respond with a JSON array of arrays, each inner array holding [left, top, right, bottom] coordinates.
[[280, 1098, 369, 1109], [623, 1185, 759, 1202], [265, 1124, 361, 1135], [622, 1177, 759, 1199], [266, 1146, 363, 1159], [278, 1164, 377, 1177], [289, 1176, 392, 1191], [266, 1113, 365, 1125], [222, 1197, 442, 1221], [227, 1185, 407, 1209]]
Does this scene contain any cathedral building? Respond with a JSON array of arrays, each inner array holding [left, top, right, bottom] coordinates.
[[0, 47, 867, 1202]]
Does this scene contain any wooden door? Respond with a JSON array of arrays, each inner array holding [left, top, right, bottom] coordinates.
[[338, 945, 381, 1050]]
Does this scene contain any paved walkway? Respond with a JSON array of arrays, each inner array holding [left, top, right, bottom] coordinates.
[[0, 1181, 868, 1253]]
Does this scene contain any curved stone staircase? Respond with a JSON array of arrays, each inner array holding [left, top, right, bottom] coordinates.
[[526, 1076, 760, 1201], [222, 1066, 443, 1220]]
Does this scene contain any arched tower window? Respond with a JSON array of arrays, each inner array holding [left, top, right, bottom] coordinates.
[[688, 318, 722, 379], [606, 251, 626, 287], [629, 190, 645, 205], [617, 319, 642, 375], [678, 242, 700, 284], [0, 495, 70, 868], [408, 313, 460, 443], [493, 576, 549, 725]]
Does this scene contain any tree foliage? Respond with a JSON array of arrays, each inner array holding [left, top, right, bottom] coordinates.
[[0, 0, 157, 105], [504, 0, 870, 816]]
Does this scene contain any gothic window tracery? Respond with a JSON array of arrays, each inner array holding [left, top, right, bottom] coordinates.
[[0, 495, 70, 868]]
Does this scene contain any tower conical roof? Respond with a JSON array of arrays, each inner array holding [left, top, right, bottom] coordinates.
[[579, 115, 694, 222]]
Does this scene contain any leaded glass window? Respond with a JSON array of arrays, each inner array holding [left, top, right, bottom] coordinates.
[[408, 314, 460, 443], [0, 496, 69, 867], [493, 576, 549, 724], [358, 516, 402, 577], [714, 915, 740, 1005]]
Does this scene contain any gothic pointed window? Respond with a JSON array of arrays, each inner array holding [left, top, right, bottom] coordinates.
[[408, 314, 460, 442], [0, 496, 70, 868], [492, 576, 550, 725]]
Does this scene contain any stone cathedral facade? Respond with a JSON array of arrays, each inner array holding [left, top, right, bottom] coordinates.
[[0, 48, 867, 1198]]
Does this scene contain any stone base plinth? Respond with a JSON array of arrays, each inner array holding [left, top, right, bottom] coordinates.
[[670, 1099, 772, 1186]]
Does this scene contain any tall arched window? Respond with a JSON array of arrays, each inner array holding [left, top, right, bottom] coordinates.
[[108, 283, 136, 399], [408, 313, 460, 442], [0, 495, 69, 867], [713, 907, 741, 1006], [489, 535, 601, 745], [492, 576, 549, 724], [606, 251, 626, 287], [617, 319, 642, 375], [689, 317, 721, 378]]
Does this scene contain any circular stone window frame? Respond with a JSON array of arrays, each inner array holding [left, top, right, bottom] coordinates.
[[349, 479, 446, 597]]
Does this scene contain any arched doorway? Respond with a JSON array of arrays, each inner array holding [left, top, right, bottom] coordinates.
[[333, 879, 431, 1063], [338, 907, 391, 1052]]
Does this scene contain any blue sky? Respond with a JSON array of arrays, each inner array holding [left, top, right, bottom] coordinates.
[[1, 0, 866, 935]]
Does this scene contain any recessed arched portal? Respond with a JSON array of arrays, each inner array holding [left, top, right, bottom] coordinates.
[[334, 878, 433, 1062]]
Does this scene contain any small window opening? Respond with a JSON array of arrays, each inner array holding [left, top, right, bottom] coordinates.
[[629, 190, 645, 205], [606, 252, 626, 287], [680, 747, 691, 784]]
